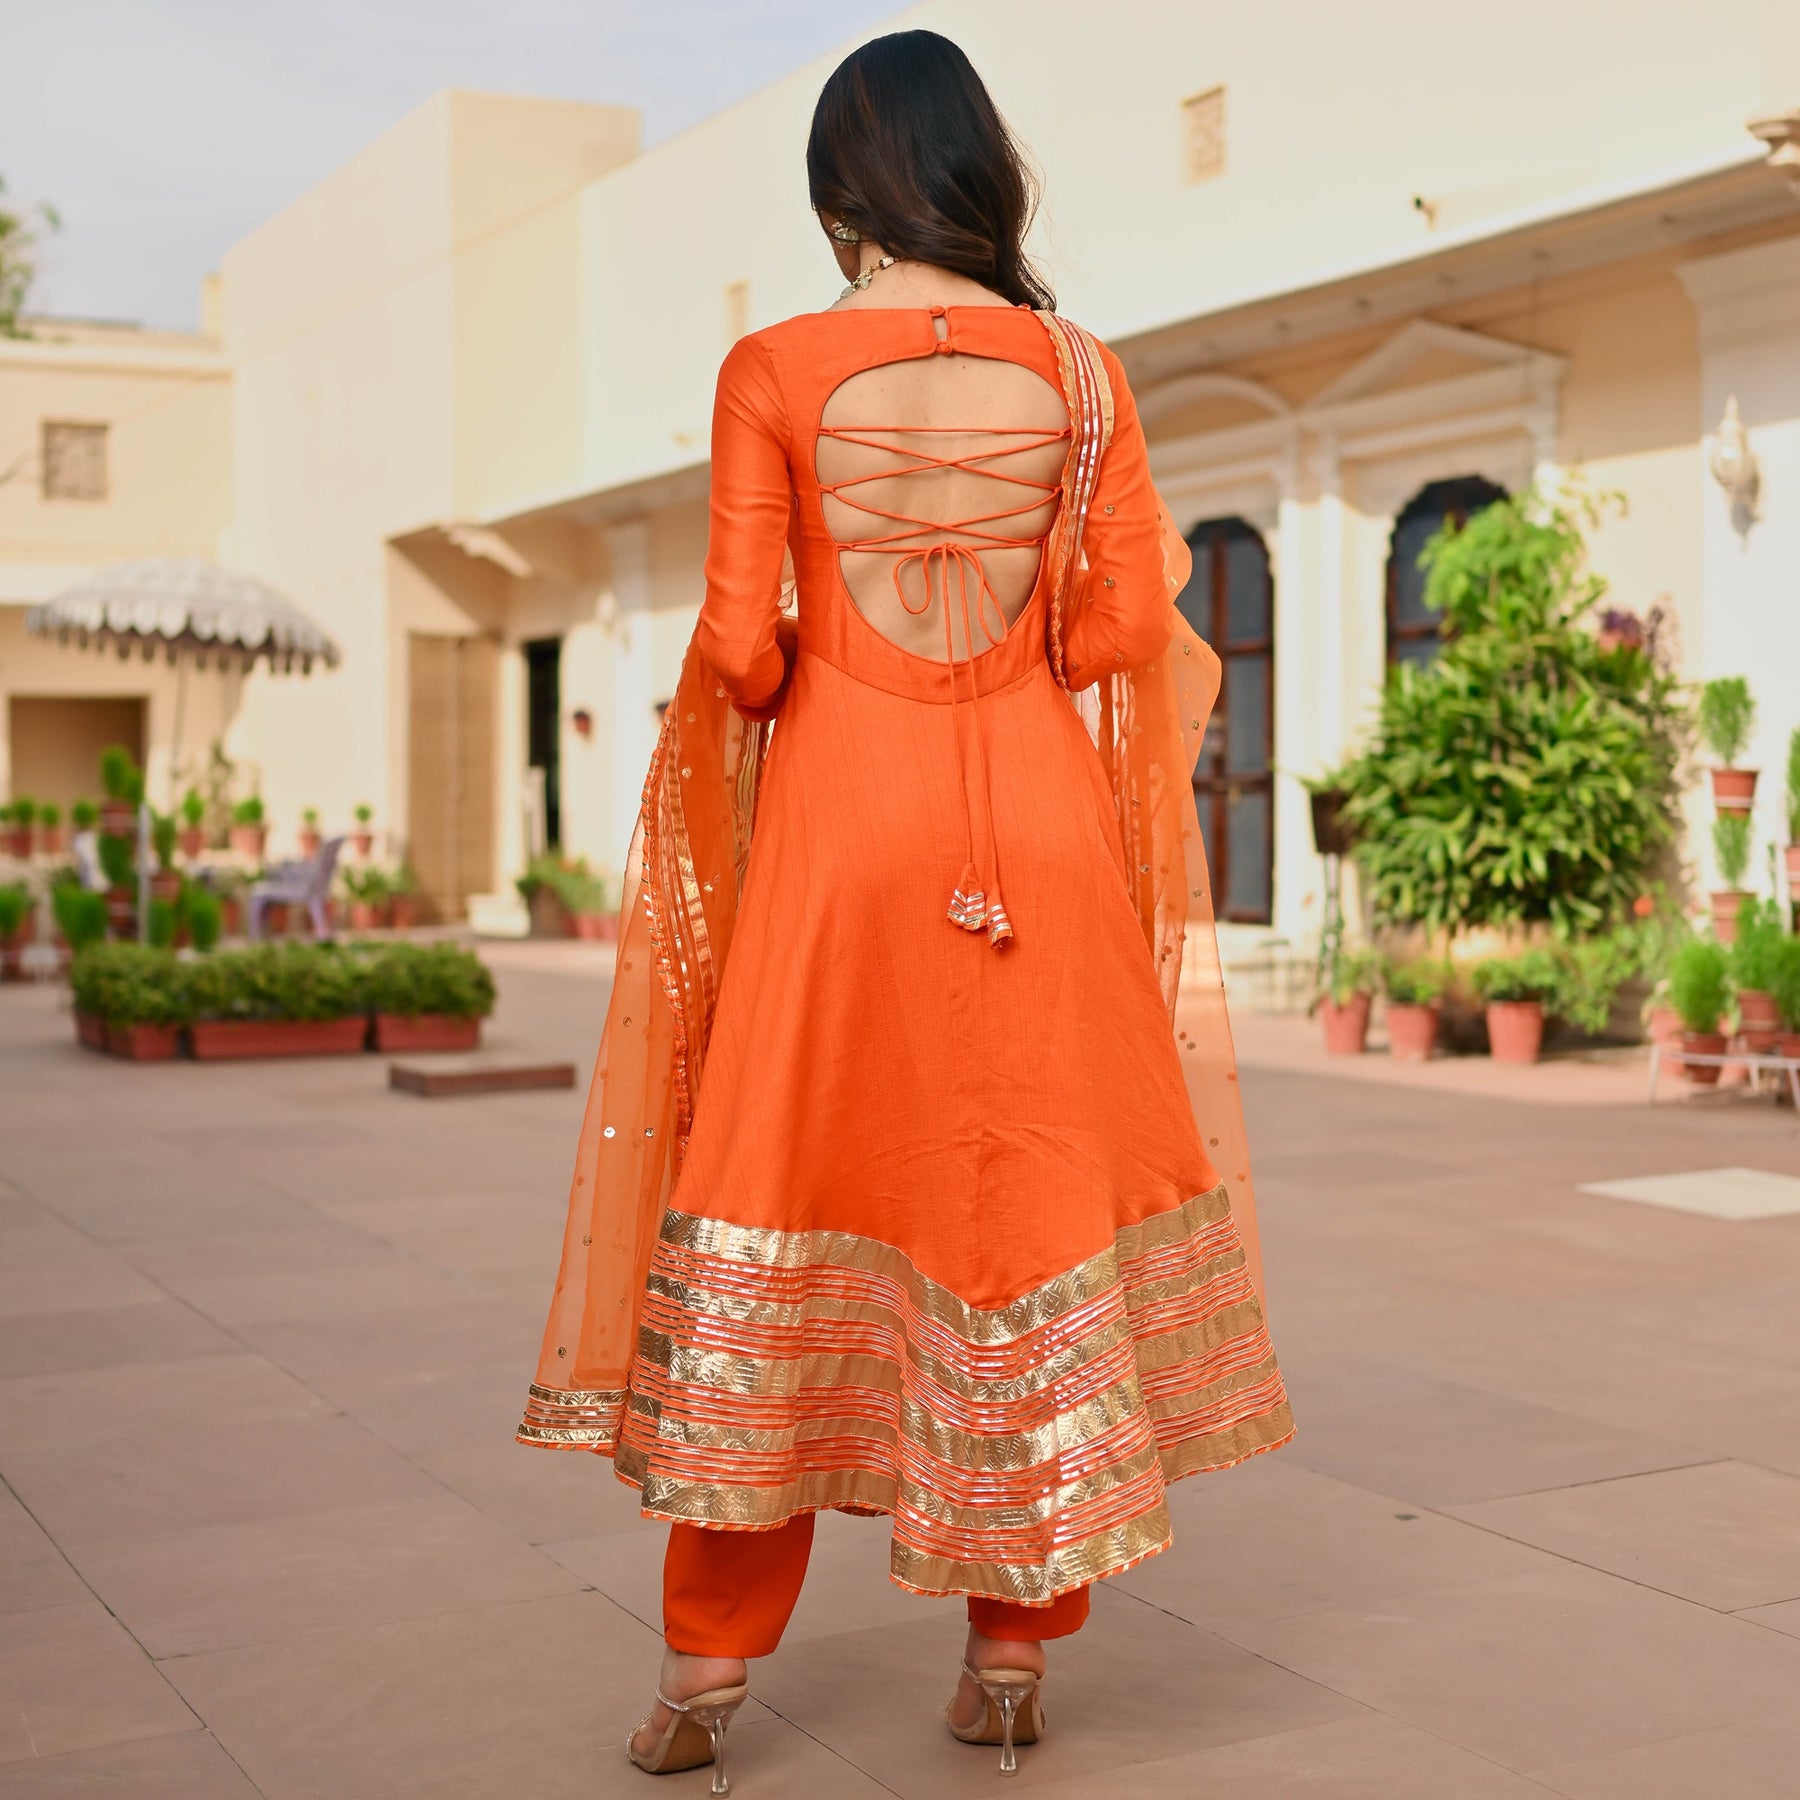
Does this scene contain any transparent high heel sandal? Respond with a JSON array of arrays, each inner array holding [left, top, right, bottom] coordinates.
[[946, 1659, 1045, 1776], [627, 1682, 748, 1796]]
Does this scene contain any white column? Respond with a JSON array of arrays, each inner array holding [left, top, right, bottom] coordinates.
[[1270, 441, 1318, 944], [1312, 433, 1348, 766], [606, 517, 657, 876], [493, 640, 528, 889]]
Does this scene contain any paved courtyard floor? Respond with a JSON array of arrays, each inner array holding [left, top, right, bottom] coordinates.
[[4, 946, 1800, 1798]]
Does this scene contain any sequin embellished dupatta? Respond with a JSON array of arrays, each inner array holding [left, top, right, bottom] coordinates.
[[1037, 312, 1267, 1303], [517, 656, 769, 1451]]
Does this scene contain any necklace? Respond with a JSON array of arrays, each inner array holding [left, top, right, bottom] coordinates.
[[839, 254, 902, 300]]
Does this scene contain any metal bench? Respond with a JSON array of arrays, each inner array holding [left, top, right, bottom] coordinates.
[[1647, 1042, 1800, 1108]]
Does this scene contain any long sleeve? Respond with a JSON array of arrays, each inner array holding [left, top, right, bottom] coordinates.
[[696, 335, 795, 718], [1061, 344, 1177, 690]]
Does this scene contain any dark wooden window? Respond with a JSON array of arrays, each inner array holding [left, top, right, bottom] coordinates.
[[525, 637, 562, 848], [1177, 517, 1273, 924], [1386, 475, 1506, 669]]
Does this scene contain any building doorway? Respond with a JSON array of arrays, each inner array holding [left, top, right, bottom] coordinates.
[[1177, 516, 1274, 924], [407, 633, 498, 921], [1386, 475, 1507, 669], [525, 638, 562, 850], [8, 695, 146, 810]]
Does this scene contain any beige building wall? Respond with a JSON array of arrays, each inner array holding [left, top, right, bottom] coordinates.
[[0, 321, 233, 808]]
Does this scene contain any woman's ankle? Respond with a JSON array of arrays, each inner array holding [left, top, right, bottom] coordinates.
[[660, 1644, 747, 1699], [964, 1627, 1047, 1678]]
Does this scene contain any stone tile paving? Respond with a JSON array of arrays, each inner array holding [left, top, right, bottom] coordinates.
[[2, 949, 1799, 1797]]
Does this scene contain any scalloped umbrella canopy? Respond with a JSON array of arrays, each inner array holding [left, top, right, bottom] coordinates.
[[27, 556, 340, 673]]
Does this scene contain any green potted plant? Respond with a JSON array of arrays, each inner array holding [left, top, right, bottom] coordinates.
[[229, 794, 268, 859], [68, 942, 190, 1060], [0, 882, 32, 979], [1316, 945, 1378, 1055], [1709, 812, 1753, 943], [208, 866, 247, 937], [1784, 725, 1800, 899], [560, 863, 615, 941], [1728, 897, 1785, 1052], [183, 885, 223, 954], [70, 798, 99, 838], [351, 803, 375, 857], [342, 864, 392, 932], [1667, 935, 1730, 1085], [97, 830, 136, 937], [37, 801, 64, 856], [148, 813, 183, 904], [178, 787, 207, 858], [52, 882, 107, 983], [1471, 947, 1562, 1065], [365, 941, 497, 1052], [2, 798, 36, 859], [1698, 676, 1756, 815], [298, 806, 322, 857], [516, 850, 572, 938], [97, 746, 144, 838], [1382, 956, 1448, 1062], [388, 862, 420, 930], [1770, 934, 1800, 1061], [188, 942, 370, 1059]]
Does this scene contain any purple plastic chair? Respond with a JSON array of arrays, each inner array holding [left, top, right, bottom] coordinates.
[[248, 836, 344, 940]]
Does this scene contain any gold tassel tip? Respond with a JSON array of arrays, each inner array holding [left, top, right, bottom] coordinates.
[[948, 862, 989, 932], [985, 893, 1014, 948]]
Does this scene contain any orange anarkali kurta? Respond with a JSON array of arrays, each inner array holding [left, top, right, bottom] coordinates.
[[521, 305, 1293, 1605]]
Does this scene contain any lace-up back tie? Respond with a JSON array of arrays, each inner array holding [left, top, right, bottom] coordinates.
[[818, 412, 1070, 948]]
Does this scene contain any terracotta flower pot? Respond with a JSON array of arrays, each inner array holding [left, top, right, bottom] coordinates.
[[229, 823, 268, 859], [105, 1022, 181, 1061], [1709, 890, 1749, 944], [98, 799, 137, 838], [1736, 989, 1781, 1053], [351, 830, 374, 856], [189, 1017, 368, 1060], [347, 901, 383, 932], [148, 869, 183, 904], [1709, 768, 1757, 814], [263, 902, 290, 936], [1776, 1031, 1800, 1061], [75, 1011, 107, 1050], [570, 911, 611, 942], [220, 898, 242, 937], [0, 826, 31, 858], [1680, 1029, 1728, 1085], [372, 1013, 481, 1053], [389, 896, 418, 930], [38, 826, 65, 855], [105, 887, 136, 938], [297, 828, 321, 856], [1646, 1005, 1683, 1051], [1386, 1001, 1440, 1063], [1318, 993, 1371, 1055], [1486, 999, 1546, 1065], [178, 825, 206, 859]]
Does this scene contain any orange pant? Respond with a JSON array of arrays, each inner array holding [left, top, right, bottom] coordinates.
[[664, 1517, 1090, 1658]]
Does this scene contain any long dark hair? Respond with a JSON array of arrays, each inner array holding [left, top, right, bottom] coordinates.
[[807, 31, 1055, 313]]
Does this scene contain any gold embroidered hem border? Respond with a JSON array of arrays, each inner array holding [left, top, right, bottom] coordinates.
[[515, 1181, 1294, 1600]]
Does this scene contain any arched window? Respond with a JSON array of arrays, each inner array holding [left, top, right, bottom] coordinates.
[[1177, 517, 1273, 924], [1386, 476, 1506, 669]]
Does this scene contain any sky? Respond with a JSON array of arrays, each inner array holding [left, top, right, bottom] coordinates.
[[0, 0, 902, 329]]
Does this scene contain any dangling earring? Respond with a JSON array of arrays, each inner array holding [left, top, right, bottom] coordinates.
[[828, 219, 861, 246]]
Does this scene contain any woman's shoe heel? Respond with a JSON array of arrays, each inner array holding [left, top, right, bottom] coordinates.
[[690, 1699, 739, 1797], [947, 1661, 1044, 1776], [984, 1677, 1037, 1777], [626, 1684, 747, 1794]]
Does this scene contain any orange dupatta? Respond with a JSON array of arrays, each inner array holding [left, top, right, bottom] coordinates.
[[518, 313, 1263, 1455]]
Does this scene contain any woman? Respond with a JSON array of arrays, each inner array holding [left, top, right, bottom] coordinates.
[[519, 29, 1293, 1790]]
